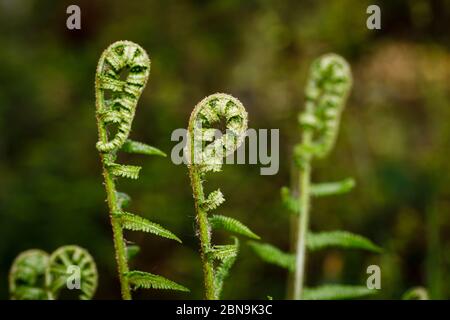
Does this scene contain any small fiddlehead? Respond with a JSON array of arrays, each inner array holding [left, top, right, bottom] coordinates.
[[295, 54, 352, 163], [9, 249, 49, 300], [9, 246, 99, 300], [45, 245, 98, 300], [96, 40, 150, 153], [95, 41, 188, 299], [186, 93, 259, 299]]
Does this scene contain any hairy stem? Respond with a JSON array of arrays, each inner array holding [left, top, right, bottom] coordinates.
[[102, 166, 131, 300], [95, 66, 132, 299], [186, 93, 248, 299], [95, 41, 189, 298], [293, 130, 312, 300], [189, 166, 215, 299]]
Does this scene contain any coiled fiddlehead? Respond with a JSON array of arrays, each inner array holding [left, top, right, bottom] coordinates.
[[296, 54, 352, 162], [9, 249, 49, 300], [95, 41, 188, 299], [186, 93, 259, 299], [248, 54, 380, 300], [96, 41, 150, 153], [46, 245, 98, 300], [9, 246, 99, 300]]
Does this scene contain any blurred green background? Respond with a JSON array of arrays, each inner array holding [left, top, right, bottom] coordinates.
[[0, 0, 449, 299]]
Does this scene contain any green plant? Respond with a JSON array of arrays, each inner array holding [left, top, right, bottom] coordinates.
[[9, 245, 98, 300], [250, 54, 382, 300], [402, 287, 429, 300], [45, 245, 98, 300], [9, 249, 49, 300], [95, 40, 188, 299], [186, 93, 260, 299]]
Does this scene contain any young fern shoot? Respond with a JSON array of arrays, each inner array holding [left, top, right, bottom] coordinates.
[[293, 54, 353, 299], [9, 245, 98, 300], [9, 249, 49, 300], [250, 54, 381, 300], [186, 93, 260, 299], [95, 41, 188, 299]]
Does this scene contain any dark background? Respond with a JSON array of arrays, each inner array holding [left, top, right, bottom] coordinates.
[[0, 0, 449, 299]]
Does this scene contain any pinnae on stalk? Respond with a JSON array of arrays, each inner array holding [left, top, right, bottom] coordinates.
[[95, 40, 188, 299], [293, 54, 352, 299], [186, 93, 260, 299], [229, 54, 381, 300]]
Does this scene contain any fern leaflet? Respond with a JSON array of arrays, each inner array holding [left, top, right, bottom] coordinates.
[[121, 139, 167, 157], [310, 178, 355, 197], [280, 186, 300, 215], [201, 189, 225, 212], [116, 211, 182, 243], [248, 241, 295, 272], [214, 238, 239, 298], [108, 164, 141, 179], [307, 231, 382, 253], [209, 215, 260, 239], [209, 243, 238, 261], [125, 271, 189, 292]]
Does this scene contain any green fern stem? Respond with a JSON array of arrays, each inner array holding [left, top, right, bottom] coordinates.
[[96, 68, 132, 299], [293, 130, 312, 300], [95, 41, 188, 298], [292, 54, 352, 299], [96, 102, 131, 299], [189, 166, 215, 299], [103, 166, 132, 300], [186, 93, 249, 300], [94, 40, 151, 300]]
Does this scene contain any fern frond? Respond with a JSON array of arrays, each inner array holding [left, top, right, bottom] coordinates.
[[186, 93, 248, 173], [9, 249, 49, 300], [96, 41, 182, 299], [291, 54, 355, 299], [310, 178, 355, 197], [121, 139, 166, 157], [202, 189, 225, 212], [95, 41, 150, 153], [125, 271, 189, 292], [209, 244, 238, 261], [303, 285, 376, 300], [302, 54, 352, 158], [280, 186, 300, 215], [45, 245, 98, 300], [108, 164, 141, 179], [117, 211, 182, 243], [248, 241, 295, 271], [307, 231, 382, 253], [186, 93, 250, 299], [209, 215, 260, 239], [214, 238, 239, 298]]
